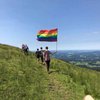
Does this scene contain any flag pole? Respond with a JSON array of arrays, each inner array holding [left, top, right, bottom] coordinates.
[[56, 41, 57, 52], [56, 28, 58, 52]]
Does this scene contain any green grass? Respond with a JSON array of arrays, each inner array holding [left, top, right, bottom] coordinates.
[[0, 44, 48, 100], [0, 44, 100, 100], [51, 59, 100, 100]]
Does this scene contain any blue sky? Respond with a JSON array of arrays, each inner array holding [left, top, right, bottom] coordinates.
[[0, 0, 100, 50]]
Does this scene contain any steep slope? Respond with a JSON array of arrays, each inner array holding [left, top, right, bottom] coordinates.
[[0, 44, 100, 100]]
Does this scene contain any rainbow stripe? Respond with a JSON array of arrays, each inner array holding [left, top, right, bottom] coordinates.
[[37, 28, 57, 42]]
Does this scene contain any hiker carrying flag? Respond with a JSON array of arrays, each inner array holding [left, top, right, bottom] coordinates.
[[44, 46, 51, 73]]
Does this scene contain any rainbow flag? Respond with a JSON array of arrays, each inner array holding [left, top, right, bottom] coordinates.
[[37, 28, 58, 42]]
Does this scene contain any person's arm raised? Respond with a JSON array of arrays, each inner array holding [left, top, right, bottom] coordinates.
[[50, 51, 57, 55]]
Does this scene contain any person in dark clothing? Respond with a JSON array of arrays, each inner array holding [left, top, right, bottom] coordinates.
[[40, 47, 44, 64], [24, 44, 29, 55], [35, 49, 40, 61]]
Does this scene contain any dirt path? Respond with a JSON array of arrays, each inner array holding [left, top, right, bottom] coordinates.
[[36, 61, 69, 100], [41, 65, 69, 100], [48, 73, 68, 100]]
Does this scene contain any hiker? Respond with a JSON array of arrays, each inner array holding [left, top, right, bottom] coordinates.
[[40, 47, 44, 64], [35, 49, 40, 61], [24, 44, 29, 55], [21, 44, 29, 55], [22, 44, 25, 52], [44, 46, 52, 73]]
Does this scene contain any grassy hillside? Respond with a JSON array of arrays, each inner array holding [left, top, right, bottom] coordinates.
[[0, 44, 100, 100]]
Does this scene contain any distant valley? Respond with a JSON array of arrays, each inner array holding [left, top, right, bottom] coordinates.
[[53, 50, 100, 71]]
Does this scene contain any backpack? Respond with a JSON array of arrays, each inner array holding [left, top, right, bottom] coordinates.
[[36, 51, 40, 56], [40, 50, 43, 57], [44, 51, 50, 61]]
